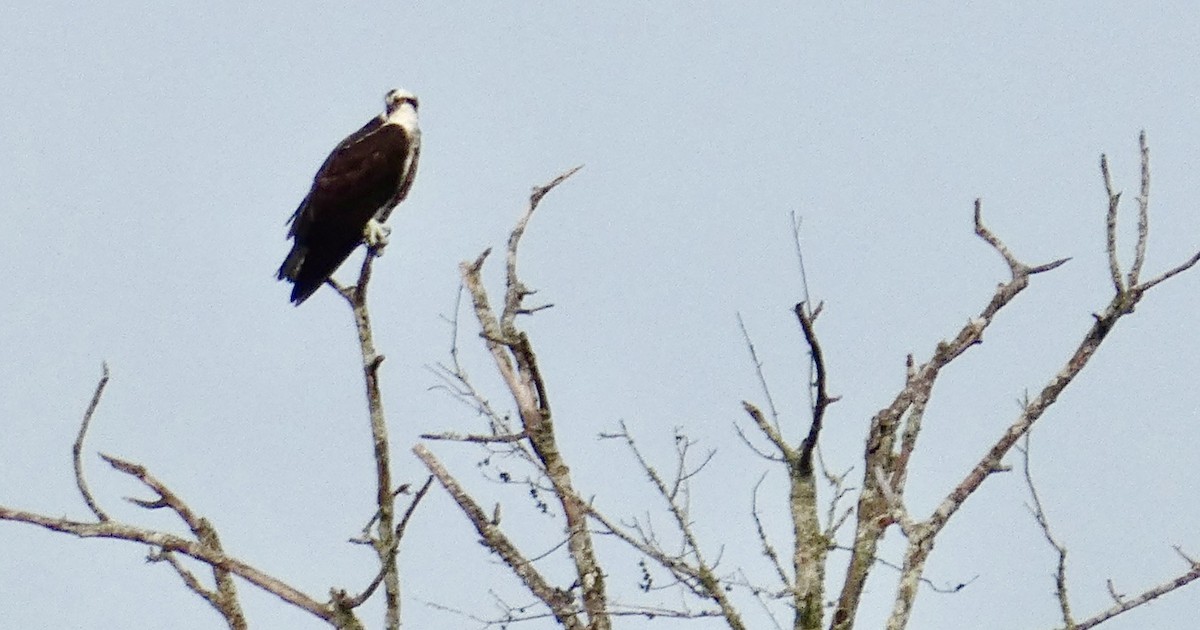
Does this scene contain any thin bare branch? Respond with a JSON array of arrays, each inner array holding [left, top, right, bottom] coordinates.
[[1128, 130, 1151, 285], [452, 167, 611, 630], [419, 431, 528, 443], [751, 473, 792, 590], [595, 422, 748, 630], [73, 363, 111, 522], [1019, 435, 1074, 628], [1101, 155, 1125, 293], [1137, 250, 1200, 292], [97, 453, 249, 627], [737, 312, 782, 427], [502, 165, 584, 334], [1071, 562, 1200, 630], [730, 420, 783, 462], [742, 401, 792, 459], [151, 549, 218, 605], [815, 450, 855, 541], [828, 544, 977, 594], [870, 466, 915, 538], [343, 477, 435, 609], [880, 135, 1200, 630], [0, 505, 334, 624], [1174, 546, 1200, 568], [738, 291, 834, 630]]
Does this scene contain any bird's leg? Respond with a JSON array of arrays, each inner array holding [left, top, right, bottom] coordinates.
[[363, 218, 392, 254]]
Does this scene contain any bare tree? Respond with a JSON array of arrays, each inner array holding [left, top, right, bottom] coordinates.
[[4, 134, 1198, 630], [418, 133, 1200, 630]]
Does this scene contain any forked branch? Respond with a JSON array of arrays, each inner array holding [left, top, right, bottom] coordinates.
[[881, 132, 1200, 630], [832, 199, 1069, 630], [0, 368, 335, 629], [417, 167, 610, 629]]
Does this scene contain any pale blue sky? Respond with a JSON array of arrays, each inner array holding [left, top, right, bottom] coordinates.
[[3, 2, 1199, 629]]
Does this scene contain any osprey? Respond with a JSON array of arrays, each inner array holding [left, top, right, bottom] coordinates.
[[278, 88, 421, 305]]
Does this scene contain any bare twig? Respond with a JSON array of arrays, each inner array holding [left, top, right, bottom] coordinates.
[[423, 595, 722, 628], [828, 544, 976, 594], [419, 431, 528, 443], [1138, 250, 1200, 292], [1106, 579, 1125, 604], [871, 466, 915, 538], [815, 449, 855, 541], [738, 294, 835, 630], [794, 301, 834, 475], [73, 363, 111, 522], [1174, 546, 1200, 568], [150, 549, 220, 608], [464, 167, 612, 630], [1071, 560, 1200, 630], [737, 313, 782, 428], [750, 473, 792, 590], [342, 477, 435, 609], [1128, 130, 1151, 286], [1018, 435, 1074, 628], [1101, 155, 1124, 293]]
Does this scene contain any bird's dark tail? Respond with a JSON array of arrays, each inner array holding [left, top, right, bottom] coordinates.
[[278, 246, 305, 282], [277, 245, 322, 306], [278, 239, 360, 306]]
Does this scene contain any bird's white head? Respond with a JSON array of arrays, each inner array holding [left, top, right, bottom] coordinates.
[[383, 88, 420, 133], [385, 88, 418, 115]]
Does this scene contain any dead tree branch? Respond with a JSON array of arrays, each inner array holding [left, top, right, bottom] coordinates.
[[99, 452, 249, 628], [593, 422, 746, 630], [339, 476, 435, 610], [831, 200, 1069, 630], [738, 292, 838, 630], [879, 132, 1200, 630], [413, 444, 583, 630], [0, 503, 341, 627], [0, 367, 373, 629], [333, 249, 403, 630], [73, 363, 111, 522], [2, 241, 436, 629], [1069, 555, 1200, 630], [417, 166, 610, 629], [1018, 434, 1074, 628]]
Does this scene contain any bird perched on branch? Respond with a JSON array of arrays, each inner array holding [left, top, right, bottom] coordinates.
[[278, 88, 422, 305]]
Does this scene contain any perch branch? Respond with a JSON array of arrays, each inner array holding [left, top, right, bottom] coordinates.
[[335, 248, 402, 628]]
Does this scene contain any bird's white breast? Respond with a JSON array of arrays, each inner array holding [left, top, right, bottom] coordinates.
[[385, 104, 421, 142]]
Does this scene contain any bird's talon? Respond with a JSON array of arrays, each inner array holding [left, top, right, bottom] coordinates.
[[364, 219, 392, 250]]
